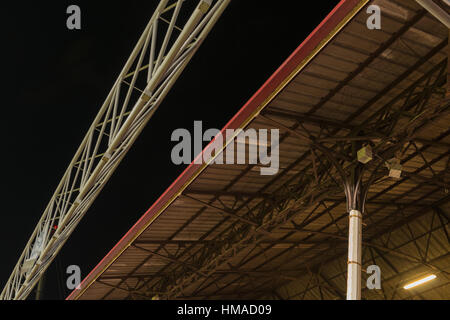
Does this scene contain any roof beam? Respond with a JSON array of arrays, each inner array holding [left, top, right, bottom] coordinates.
[[184, 189, 269, 199], [262, 109, 355, 130], [95, 280, 162, 299], [323, 198, 431, 207], [175, 134, 450, 298], [134, 239, 326, 246], [181, 194, 273, 237], [132, 244, 208, 278], [290, 253, 450, 300], [433, 206, 450, 244], [201, 139, 450, 297], [132, 34, 449, 300], [203, 178, 449, 298], [306, 9, 427, 116], [311, 269, 345, 300], [402, 171, 448, 188], [274, 197, 450, 299], [283, 226, 449, 271], [415, 0, 450, 28]]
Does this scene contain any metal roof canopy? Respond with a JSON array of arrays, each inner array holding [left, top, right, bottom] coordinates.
[[69, 0, 450, 300]]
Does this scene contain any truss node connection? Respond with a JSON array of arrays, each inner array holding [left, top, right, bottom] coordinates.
[[1, 0, 230, 300]]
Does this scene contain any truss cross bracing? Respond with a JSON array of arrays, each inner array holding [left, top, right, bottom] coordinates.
[[65, 0, 449, 301], [1, 0, 230, 300]]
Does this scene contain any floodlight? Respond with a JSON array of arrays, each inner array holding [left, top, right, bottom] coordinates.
[[387, 158, 402, 179], [357, 145, 373, 164]]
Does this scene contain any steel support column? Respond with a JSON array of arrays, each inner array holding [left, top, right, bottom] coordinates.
[[315, 139, 374, 300], [347, 209, 362, 300]]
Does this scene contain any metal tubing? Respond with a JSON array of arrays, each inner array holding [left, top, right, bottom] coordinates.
[[2, 0, 230, 300], [347, 209, 362, 300]]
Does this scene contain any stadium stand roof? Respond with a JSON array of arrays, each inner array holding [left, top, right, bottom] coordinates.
[[68, 0, 450, 300]]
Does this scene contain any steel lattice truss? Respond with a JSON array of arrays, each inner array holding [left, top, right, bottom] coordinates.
[[0, 0, 230, 300]]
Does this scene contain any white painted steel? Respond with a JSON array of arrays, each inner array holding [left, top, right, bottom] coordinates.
[[1, 0, 230, 300], [346, 209, 362, 300]]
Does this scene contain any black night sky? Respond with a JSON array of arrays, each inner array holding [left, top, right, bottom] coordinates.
[[0, 1, 339, 299]]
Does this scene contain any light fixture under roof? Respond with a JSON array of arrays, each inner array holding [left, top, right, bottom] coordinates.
[[357, 145, 373, 164], [386, 158, 402, 179], [403, 274, 437, 289]]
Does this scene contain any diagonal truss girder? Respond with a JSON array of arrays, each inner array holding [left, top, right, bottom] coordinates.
[[0, 0, 230, 300], [149, 44, 449, 298]]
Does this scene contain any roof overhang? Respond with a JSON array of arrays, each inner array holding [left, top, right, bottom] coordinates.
[[68, 0, 450, 300]]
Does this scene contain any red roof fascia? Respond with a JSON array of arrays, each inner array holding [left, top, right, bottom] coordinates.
[[67, 0, 364, 300]]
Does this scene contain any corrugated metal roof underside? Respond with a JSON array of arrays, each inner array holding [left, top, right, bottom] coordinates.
[[77, 0, 449, 300]]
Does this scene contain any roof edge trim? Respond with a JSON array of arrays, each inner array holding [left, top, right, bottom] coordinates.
[[68, 0, 369, 300]]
